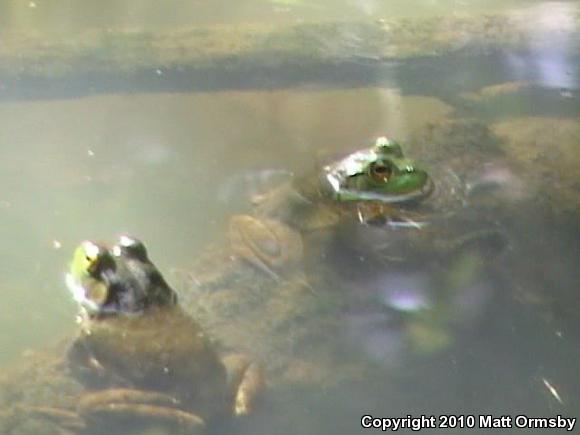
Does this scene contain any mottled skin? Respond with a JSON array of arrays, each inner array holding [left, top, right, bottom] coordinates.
[[224, 136, 433, 279], [0, 122, 514, 434], [223, 123, 511, 286], [180, 121, 512, 376], [250, 136, 432, 231], [172, 137, 438, 381], [226, 124, 513, 278], [180, 137, 436, 376], [1, 237, 263, 434]]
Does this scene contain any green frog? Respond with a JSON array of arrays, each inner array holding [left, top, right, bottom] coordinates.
[[171, 136, 441, 381], [0, 122, 514, 434], [180, 120, 512, 374], [6, 236, 263, 434], [222, 136, 433, 279], [220, 122, 513, 294]]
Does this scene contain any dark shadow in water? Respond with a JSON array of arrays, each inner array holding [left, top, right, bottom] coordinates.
[[2, 48, 579, 119]]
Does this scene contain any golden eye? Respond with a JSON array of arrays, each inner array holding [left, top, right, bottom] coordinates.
[[369, 161, 393, 182]]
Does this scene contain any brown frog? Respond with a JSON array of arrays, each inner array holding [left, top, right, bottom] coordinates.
[[34, 236, 263, 434]]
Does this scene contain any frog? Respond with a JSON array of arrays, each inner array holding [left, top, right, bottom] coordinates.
[[4, 236, 264, 434], [325, 121, 516, 356], [222, 122, 515, 290], [251, 135, 432, 228], [168, 136, 439, 380], [177, 120, 514, 380], [220, 136, 434, 281]]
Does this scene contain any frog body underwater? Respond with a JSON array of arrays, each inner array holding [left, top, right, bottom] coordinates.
[[180, 121, 513, 376], [220, 126, 508, 285], [222, 136, 434, 278], [0, 122, 514, 434], [10, 236, 263, 434]]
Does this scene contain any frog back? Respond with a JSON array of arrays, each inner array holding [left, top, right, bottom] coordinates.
[[73, 307, 229, 416]]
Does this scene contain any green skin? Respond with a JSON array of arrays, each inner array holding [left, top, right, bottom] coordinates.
[[57, 139, 432, 405], [242, 134, 507, 357], [0, 124, 513, 434], [321, 138, 432, 204], [250, 137, 433, 234], [168, 141, 430, 388]]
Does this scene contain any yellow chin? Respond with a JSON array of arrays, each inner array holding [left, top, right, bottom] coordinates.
[[65, 273, 107, 312]]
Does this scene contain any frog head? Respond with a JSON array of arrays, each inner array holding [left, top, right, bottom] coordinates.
[[66, 235, 177, 318], [322, 137, 432, 203]]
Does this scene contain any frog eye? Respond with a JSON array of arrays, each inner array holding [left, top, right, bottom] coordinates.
[[369, 161, 393, 183], [115, 235, 148, 260]]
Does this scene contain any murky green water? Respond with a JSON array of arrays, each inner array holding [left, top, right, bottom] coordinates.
[[1, 0, 570, 31], [0, 89, 454, 358], [0, 1, 579, 434]]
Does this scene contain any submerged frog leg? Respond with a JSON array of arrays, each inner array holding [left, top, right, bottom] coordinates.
[[67, 339, 131, 389], [235, 251, 281, 281], [78, 388, 205, 433], [82, 403, 205, 432], [228, 214, 303, 281], [222, 355, 265, 416], [78, 388, 181, 409], [233, 362, 264, 416], [19, 405, 86, 432]]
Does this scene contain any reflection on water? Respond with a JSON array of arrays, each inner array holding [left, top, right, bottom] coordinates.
[[0, 1, 579, 434]]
